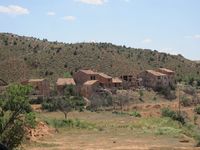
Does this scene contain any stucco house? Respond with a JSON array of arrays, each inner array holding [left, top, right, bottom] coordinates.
[[112, 77, 123, 89], [74, 69, 113, 88], [80, 80, 99, 98], [22, 79, 50, 97], [139, 70, 170, 90], [56, 78, 76, 95], [73, 69, 97, 85], [157, 68, 175, 86]]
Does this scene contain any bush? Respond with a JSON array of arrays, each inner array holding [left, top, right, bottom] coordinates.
[[181, 96, 191, 107], [25, 112, 37, 128], [195, 105, 200, 114], [0, 84, 35, 149], [30, 96, 43, 104], [112, 111, 141, 118], [161, 108, 176, 118], [157, 87, 176, 100], [41, 99, 59, 112], [130, 111, 141, 117], [183, 86, 196, 95], [45, 119, 96, 130], [161, 108, 186, 124]]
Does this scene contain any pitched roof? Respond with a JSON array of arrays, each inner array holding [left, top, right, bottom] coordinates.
[[146, 70, 166, 76], [112, 77, 122, 83], [97, 72, 112, 79], [56, 78, 75, 86], [83, 80, 99, 85], [80, 69, 96, 75], [158, 68, 175, 73]]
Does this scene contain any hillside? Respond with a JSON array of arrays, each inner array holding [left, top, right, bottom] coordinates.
[[0, 33, 200, 83]]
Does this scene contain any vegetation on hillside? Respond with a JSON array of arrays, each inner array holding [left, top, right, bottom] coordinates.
[[1, 33, 200, 84]]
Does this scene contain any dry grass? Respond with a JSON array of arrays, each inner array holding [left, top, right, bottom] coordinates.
[[23, 109, 200, 150]]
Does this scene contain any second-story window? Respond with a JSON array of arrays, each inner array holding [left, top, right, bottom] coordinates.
[[90, 76, 96, 80]]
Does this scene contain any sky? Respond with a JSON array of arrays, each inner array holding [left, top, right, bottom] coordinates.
[[0, 0, 200, 60]]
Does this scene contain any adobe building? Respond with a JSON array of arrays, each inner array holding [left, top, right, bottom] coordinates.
[[96, 72, 112, 88], [73, 70, 97, 85], [56, 78, 76, 95], [139, 70, 170, 90], [22, 79, 50, 97], [112, 77, 123, 89], [120, 75, 139, 89], [157, 68, 175, 86], [81, 80, 99, 98], [74, 69, 113, 88]]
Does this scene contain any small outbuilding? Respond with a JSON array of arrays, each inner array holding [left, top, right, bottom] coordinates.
[[81, 80, 99, 98], [56, 78, 76, 95], [22, 79, 50, 97], [112, 77, 122, 89]]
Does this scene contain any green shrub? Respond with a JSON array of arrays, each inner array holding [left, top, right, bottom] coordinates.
[[195, 105, 200, 114], [183, 85, 196, 95], [157, 87, 176, 100], [155, 127, 181, 136], [161, 108, 176, 118], [41, 100, 58, 112], [25, 112, 37, 128], [161, 108, 185, 124], [130, 111, 141, 117], [45, 119, 96, 130], [112, 111, 141, 118], [181, 96, 191, 107]]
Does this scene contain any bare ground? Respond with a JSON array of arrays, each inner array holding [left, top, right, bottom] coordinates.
[[24, 102, 200, 150]]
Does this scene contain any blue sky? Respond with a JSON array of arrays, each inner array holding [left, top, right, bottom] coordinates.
[[0, 0, 200, 60]]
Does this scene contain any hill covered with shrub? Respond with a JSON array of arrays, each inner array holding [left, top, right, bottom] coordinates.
[[0, 33, 200, 83]]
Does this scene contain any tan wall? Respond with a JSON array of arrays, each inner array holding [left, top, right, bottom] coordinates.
[[113, 82, 122, 88], [29, 80, 50, 97], [96, 75, 112, 88], [139, 71, 170, 89], [157, 69, 175, 86], [74, 71, 97, 85], [81, 82, 99, 98]]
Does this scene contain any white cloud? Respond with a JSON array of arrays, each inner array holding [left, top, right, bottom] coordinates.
[[76, 0, 107, 5], [47, 11, 56, 16], [62, 16, 76, 21], [0, 5, 29, 15], [142, 38, 152, 44], [194, 34, 200, 39], [184, 34, 200, 40]]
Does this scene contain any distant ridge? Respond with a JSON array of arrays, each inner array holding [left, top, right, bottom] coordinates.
[[0, 33, 200, 83]]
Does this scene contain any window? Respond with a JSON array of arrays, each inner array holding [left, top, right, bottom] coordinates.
[[123, 76, 128, 81], [157, 76, 161, 80], [90, 76, 96, 80]]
